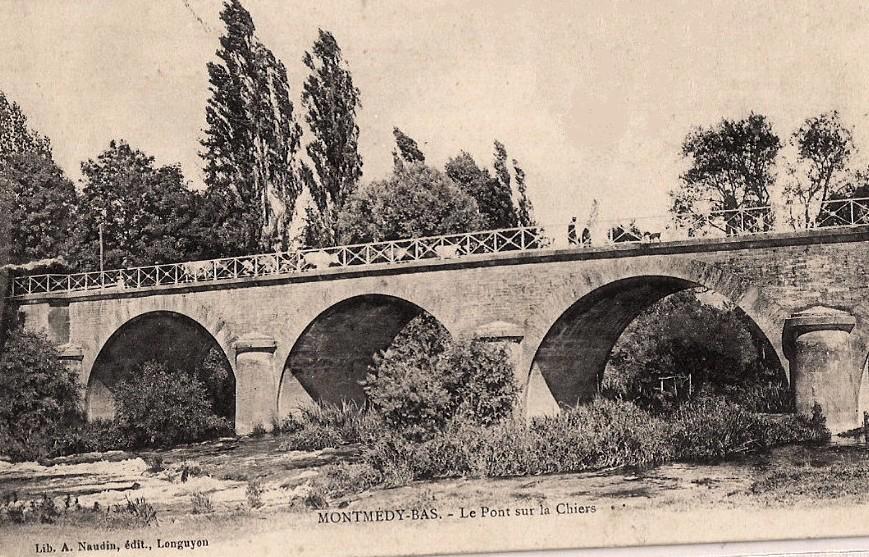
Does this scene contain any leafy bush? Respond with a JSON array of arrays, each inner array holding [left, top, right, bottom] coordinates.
[[113, 361, 232, 448], [105, 497, 158, 528], [46, 419, 130, 456], [763, 402, 830, 445], [277, 402, 386, 450], [300, 463, 381, 506], [670, 396, 767, 461], [0, 329, 83, 461], [363, 399, 673, 484], [670, 396, 829, 462], [191, 492, 214, 515], [365, 316, 519, 438], [246, 478, 264, 509]]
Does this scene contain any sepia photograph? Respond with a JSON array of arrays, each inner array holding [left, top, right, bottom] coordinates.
[[2, 1, 869, 556]]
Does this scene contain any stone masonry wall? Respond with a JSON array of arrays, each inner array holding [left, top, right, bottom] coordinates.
[[15, 227, 869, 428]]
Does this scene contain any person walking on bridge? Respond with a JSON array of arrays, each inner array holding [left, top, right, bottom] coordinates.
[[568, 217, 578, 246]]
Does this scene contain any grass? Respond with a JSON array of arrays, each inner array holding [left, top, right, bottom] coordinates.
[[0, 494, 158, 529], [276, 402, 385, 450], [270, 396, 830, 505]]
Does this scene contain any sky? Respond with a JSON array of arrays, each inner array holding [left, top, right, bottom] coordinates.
[[2, 0, 869, 227]]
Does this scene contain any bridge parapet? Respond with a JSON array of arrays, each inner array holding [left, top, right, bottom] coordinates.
[[11, 222, 869, 302]]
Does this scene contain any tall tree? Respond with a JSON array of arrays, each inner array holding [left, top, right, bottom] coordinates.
[[0, 185, 11, 266], [512, 158, 536, 227], [493, 140, 511, 196], [301, 29, 363, 247], [72, 140, 205, 270], [201, 0, 303, 256], [445, 151, 517, 229], [0, 89, 76, 265], [392, 127, 425, 168], [671, 113, 781, 233], [784, 110, 855, 228], [0, 91, 51, 163], [0, 153, 77, 265]]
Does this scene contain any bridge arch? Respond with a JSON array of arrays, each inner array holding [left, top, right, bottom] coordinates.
[[523, 257, 790, 414], [278, 293, 451, 416], [87, 310, 235, 421]]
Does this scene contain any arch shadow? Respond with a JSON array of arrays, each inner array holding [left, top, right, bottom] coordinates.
[[87, 310, 235, 421], [527, 275, 786, 412], [278, 294, 447, 416]]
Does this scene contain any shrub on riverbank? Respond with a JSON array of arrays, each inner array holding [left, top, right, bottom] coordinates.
[[113, 361, 233, 448], [277, 402, 385, 450], [670, 397, 829, 462], [364, 332, 519, 439], [0, 329, 83, 461], [361, 399, 673, 483], [355, 396, 830, 487]]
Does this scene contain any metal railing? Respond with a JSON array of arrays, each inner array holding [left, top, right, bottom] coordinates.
[[10, 226, 547, 297], [10, 197, 869, 298], [816, 196, 869, 228]]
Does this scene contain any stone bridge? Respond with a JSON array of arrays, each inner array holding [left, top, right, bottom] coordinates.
[[10, 226, 869, 434]]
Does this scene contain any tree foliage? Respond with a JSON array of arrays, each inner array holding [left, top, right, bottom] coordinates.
[[301, 29, 363, 247], [0, 185, 11, 266], [336, 163, 484, 244], [512, 158, 536, 227], [784, 110, 855, 228], [0, 329, 82, 460], [201, 0, 303, 255], [445, 151, 516, 229], [365, 314, 518, 439], [493, 140, 511, 200], [671, 113, 781, 232], [0, 91, 51, 163], [0, 152, 77, 264], [603, 289, 788, 413], [392, 127, 425, 168], [114, 361, 231, 448], [72, 140, 205, 270]]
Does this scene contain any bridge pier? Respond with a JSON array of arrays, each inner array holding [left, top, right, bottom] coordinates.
[[234, 333, 278, 435], [785, 306, 860, 434]]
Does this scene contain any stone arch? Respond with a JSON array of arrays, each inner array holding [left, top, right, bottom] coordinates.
[[86, 309, 235, 421], [278, 293, 451, 416], [82, 296, 237, 388], [522, 257, 789, 415]]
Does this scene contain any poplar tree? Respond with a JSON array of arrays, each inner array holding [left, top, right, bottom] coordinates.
[[445, 151, 516, 230], [0, 91, 51, 163], [392, 127, 425, 168], [512, 158, 536, 226], [300, 29, 363, 247], [201, 0, 303, 256]]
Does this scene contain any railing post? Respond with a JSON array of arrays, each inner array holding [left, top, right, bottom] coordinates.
[[851, 200, 855, 226]]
